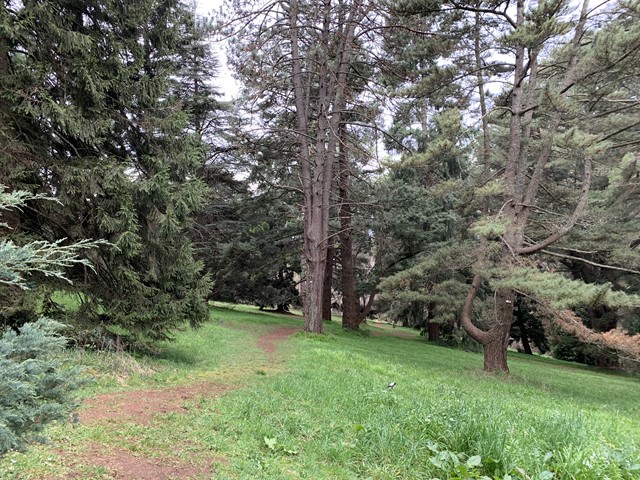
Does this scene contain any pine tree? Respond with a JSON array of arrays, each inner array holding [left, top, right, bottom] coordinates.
[[456, 0, 640, 371], [222, 0, 381, 332]]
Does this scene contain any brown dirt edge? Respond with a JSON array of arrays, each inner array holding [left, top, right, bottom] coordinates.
[[46, 325, 299, 480], [61, 443, 223, 480], [80, 382, 232, 425]]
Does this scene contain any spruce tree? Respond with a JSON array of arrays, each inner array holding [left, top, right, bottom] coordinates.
[[0, 188, 91, 455], [0, 0, 215, 341]]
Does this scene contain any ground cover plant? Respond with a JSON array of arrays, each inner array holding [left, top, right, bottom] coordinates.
[[0, 305, 638, 479]]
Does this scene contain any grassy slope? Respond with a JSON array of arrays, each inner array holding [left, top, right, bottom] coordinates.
[[1, 305, 639, 480]]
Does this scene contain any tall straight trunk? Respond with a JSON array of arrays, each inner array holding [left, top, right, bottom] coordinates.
[[289, 0, 330, 333], [338, 125, 361, 330], [288, 0, 365, 333], [322, 243, 334, 321]]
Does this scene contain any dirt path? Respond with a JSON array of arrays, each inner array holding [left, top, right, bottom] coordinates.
[[257, 326, 299, 361], [51, 325, 298, 480]]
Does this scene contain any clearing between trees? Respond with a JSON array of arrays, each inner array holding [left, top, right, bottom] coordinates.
[[1, 305, 639, 479]]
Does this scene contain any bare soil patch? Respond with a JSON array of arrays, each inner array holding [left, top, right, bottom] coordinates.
[[80, 382, 231, 425], [50, 324, 298, 480], [64, 443, 219, 480], [257, 326, 299, 359]]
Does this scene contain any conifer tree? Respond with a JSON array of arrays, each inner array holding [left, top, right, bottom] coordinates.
[[455, 0, 640, 371], [0, 188, 92, 455], [222, 0, 381, 332], [0, 0, 215, 341], [382, 0, 640, 371]]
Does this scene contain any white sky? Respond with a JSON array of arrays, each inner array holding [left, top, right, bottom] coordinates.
[[196, 0, 238, 100]]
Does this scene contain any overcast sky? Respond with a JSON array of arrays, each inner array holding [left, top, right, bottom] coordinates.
[[196, 0, 238, 100]]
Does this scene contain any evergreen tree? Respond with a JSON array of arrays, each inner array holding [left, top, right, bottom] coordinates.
[[380, 0, 640, 372], [456, 0, 640, 371], [0, 188, 92, 455], [221, 0, 382, 332], [0, 0, 215, 342]]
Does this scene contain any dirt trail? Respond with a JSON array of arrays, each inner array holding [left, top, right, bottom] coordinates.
[[257, 326, 299, 361], [50, 325, 298, 480]]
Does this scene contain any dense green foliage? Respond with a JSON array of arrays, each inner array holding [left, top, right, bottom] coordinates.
[[0, 189, 91, 455], [0, 0, 214, 341], [0, 319, 84, 455], [373, 0, 640, 370]]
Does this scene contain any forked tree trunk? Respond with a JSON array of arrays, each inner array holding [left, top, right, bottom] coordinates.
[[461, 274, 514, 373], [460, 0, 592, 373], [484, 288, 515, 372]]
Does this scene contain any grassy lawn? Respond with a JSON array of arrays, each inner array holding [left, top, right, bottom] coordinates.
[[1, 305, 639, 479]]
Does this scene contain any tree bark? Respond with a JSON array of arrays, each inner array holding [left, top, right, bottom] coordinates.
[[486, 287, 515, 371], [338, 124, 361, 330], [462, 0, 592, 373], [427, 322, 440, 341], [322, 243, 334, 321], [424, 301, 439, 341], [288, 0, 364, 333], [482, 326, 511, 372]]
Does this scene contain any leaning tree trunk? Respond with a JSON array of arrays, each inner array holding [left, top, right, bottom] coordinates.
[[483, 288, 515, 372]]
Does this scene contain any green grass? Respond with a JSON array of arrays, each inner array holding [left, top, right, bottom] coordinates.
[[1, 306, 639, 479]]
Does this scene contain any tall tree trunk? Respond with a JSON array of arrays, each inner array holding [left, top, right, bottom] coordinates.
[[289, 0, 328, 333], [322, 243, 334, 321], [338, 125, 361, 330], [427, 302, 439, 341], [303, 204, 328, 333], [288, 0, 364, 333]]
